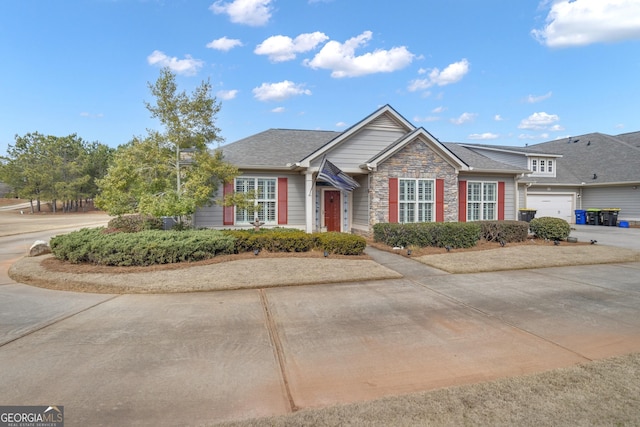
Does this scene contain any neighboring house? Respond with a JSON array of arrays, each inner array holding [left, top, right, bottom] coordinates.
[[194, 105, 640, 233], [460, 132, 640, 225]]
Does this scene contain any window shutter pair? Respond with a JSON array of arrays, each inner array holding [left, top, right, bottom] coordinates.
[[223, 178, 288, 225], [457, 180, 505, 221], [388, 178, 444, 223], [389, 178, 505, 222]]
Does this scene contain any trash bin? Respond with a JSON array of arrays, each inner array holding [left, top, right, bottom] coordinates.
[[574, 209, 586, 225], [601, 209, 620, 227], [586, 209, 601, 225], [519, 209, 537, 222]]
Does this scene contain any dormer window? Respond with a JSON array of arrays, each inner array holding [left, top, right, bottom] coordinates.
[[530, 157, 555, 177]]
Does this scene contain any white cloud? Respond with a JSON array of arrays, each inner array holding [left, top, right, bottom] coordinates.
[[413, 116, 441, 123], [519, 133, 550, 140], [252, 80, 312, 102], [255, 32, 329, 62], [518, 112, 560, 130], [494, 114, 504, 121], [206, 37, 243, 51], [532, 0, 640, 47], [525, 91, 552, 103], [408, 59, 470, 92], [335, 121, 347, 127], [469, 132, 499, 140], [80, 112, 104, 118], [271, 107, 285, 113], [303, 31, 415, 78], [450, 112, 477, 125], [217, 89, 238, 100], [432, 106, 446, 114], [147, 50, 203, 76], [210, 0, 272, 26]]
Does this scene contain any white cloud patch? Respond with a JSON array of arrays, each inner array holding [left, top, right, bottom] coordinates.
[[217, 89, 238, 100], [532, 0, 640, 47], [271, 107, 285, 113], [432, 106, 446, 114], [252, 80, 312, 102], [518, 112, 560, 130], [494, 114, 504, 121], [80, 112, 104, 118], [525, 91, 553, 103], [469, 132, 499, 140], [303, 31, 415, 78], [413, 116, 441, 123], [207, 37, 243, 51], [408, 59, 470, 91], [147, 50, 204, 76], [255, 32, 329, 62], [450, 112, 477, 125], [210, 0, 272, 26], [335, 121, 347, 127]]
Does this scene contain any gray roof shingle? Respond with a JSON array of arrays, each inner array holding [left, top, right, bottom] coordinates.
[[220, 129, 340, 168], [528, 133, 640, 183]]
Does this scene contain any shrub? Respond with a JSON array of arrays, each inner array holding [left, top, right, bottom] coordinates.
[[222, 228, 314, 253], [312, 232, 366, 255], [373, 222, 481, 249], [479, 220, 529, 243], [529, 217, 571, 240], [107, 214, 163, 233], [51, 228, 235, 266]]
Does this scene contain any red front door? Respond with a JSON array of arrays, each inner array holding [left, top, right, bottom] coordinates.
[[324, 190, 341, 232]]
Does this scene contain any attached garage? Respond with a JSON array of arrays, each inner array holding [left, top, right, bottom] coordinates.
[[527, 193, 575, 223]]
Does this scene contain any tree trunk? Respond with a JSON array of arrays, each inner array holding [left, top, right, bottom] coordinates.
[[29, 199, 34, 214]]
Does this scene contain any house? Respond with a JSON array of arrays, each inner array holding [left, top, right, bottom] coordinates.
[[460, 132, 640, 225], [194, 105, 640, 234]]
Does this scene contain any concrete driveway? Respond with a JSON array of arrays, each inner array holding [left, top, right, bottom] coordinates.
[[1, 212, 640, 426]]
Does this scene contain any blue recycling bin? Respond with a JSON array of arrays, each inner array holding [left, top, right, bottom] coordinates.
[[574, 210, 586, 225]]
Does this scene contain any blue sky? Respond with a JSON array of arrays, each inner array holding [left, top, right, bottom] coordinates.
[[1, 0, 640, 155]]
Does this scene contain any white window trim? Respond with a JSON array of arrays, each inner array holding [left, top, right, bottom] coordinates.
[[467, 181, 498, 221], [234, 177, 278, 225], [398, 178, 435, 223], [529, 156, 556, 177]]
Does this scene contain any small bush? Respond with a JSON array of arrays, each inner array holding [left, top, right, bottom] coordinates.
[[107, 214, 163, 233], [479, 220, 529, 243], [373, 222, 481, 249], [313, 232, 366, 255], [529, 217, 571, 240]]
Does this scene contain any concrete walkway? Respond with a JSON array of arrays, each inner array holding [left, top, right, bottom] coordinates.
[[1, 216, 640, 426]]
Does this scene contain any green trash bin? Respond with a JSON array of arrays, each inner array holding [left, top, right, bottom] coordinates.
[[586, 208, 601, 225], [601, 209, 620, 226], [519, 209, 537, 222]]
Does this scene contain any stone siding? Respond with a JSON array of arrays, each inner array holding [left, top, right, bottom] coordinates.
[[369, 139, 458, 230]]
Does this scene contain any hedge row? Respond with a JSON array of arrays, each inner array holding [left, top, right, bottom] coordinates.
[[373, 222, 482, 249], [50, 228, 235, 266], [221, 229, 366, 255], [373, 221, 530, 248], [50, 227, 367, 266], [478, 220, 529, 243]]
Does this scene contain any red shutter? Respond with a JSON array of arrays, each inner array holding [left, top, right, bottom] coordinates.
[[223, 181, 234, 225], [458, 180, 467, 222], [436, 178, 445, 222], [498, 181, 505, 220], [277, 177, 288, 224], [389, 178, 398, 223]]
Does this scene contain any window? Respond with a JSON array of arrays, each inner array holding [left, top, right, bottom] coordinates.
[[467, 182, 497, 221], [529, 157, 555, 176], [399, 179, 434, 223], [235, 177, 277, 223]]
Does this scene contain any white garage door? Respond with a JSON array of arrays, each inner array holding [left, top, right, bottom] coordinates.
[[527, 194, 574, 223]]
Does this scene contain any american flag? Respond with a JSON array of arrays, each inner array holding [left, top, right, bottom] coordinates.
[[317, 157, 360, 192]]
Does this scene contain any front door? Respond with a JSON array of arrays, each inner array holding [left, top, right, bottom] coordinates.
[[324, 190, 341, 232]]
